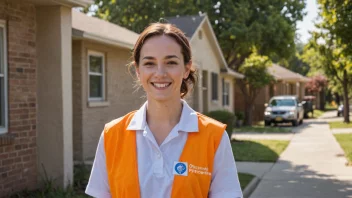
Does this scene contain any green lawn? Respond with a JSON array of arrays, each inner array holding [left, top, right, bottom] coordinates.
[[329, 121, 352, 129], [233, 125, 292, 133], [232, 139, 290, 162], [238, 172, 255, 190], [334, 133, 352, 166]]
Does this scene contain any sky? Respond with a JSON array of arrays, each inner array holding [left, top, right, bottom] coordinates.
[[296, 0, 320, 44]]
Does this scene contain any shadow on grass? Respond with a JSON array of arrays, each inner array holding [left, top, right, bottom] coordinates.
[[251, 160, 352, 197], [238, 172, 255, 190]]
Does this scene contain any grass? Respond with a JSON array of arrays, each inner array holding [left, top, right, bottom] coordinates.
[[310, 109, 324, 118], [334, 133, 352, 166], [10, 164, 92, 198], [232, 139, 290, 162], [238, 173, 255, 190], [328, 121, 352, 129]]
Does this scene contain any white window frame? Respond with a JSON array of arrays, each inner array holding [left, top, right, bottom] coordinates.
[[88, 50, 105, 101], [223, 80, 230, 106], [0, 20, 8, 134]]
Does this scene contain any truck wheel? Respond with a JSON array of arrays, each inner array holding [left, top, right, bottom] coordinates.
[[264, 121, 271, 126], [292, 120, 298, 127]]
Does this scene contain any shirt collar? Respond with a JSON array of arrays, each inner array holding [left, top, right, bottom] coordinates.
[[126, 100, 199, 133]]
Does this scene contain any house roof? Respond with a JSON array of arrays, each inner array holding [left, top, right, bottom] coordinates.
[[166, 15, 206, 38], [167, 15, 244, 79], [72, 10, 139, 49], [268, 64, 310, 82]]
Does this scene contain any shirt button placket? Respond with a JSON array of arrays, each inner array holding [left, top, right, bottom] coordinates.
[[153, 151, 164, 176]]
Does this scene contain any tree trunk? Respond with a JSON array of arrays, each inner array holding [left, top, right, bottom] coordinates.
[[335, 92, 341, 105], [244, 102, 254, 126], [319, 88, 325, 111], [342, 70, 350, 123]]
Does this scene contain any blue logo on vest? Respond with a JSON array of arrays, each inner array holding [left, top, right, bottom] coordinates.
[[173, 162, 188, 176], [175, 163, 186, 174]]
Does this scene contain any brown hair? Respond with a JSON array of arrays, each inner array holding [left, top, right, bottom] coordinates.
[[129, 23, 197, 99]]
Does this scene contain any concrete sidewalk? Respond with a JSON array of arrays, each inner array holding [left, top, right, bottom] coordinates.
[[236, 162, 274, 178], [249, 117, 352, 198], [233, 133, 294, 141]]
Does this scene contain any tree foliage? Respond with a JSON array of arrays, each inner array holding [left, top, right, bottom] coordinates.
[[303, 0, 352, 122], [305, 75, 328, 93], [237, 52, 275, 125], [318, 0, 352, 54], [88, 0, 305, 69], [87, 0, 305, 126]]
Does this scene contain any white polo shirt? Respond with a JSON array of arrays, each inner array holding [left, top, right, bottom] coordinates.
[[85, 100, 243, 198]]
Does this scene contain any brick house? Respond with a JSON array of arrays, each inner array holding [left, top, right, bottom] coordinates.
[[71, 10, 145, 162], [235, 64, 309, 122], [0, 0, 92, 197]]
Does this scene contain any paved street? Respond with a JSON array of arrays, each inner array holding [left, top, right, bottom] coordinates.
[[248, 111, 352, 198]]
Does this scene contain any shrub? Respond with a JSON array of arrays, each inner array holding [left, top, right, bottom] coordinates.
[[205, 110, 235, 138], [235, 111, 244, 120]]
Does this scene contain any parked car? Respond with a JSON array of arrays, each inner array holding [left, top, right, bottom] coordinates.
[[264, 95, 304, 126], [337, 104, 352, 117]]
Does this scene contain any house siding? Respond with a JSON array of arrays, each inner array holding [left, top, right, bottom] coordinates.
[[190, 29, 224, 113], [0, 2, 37, 197], [73, 41, 144, 161]]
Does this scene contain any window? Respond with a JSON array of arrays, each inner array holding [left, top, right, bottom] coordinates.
[[0, 20, 8, 134], [88, 51, 105, 101], [211, 72, 218, 100], [269, 99, 296, 107], [198, 30, 203, 40], [222, 79, 230, 106]]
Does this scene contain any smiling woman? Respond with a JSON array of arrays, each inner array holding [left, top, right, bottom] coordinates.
[[130, 23, 197, 99], [85, 23, 243, 198]]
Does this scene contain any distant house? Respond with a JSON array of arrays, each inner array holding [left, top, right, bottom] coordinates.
[[71, 10, 145, 163], [167, 15, 244, 114], [235, 64, 309, 122]]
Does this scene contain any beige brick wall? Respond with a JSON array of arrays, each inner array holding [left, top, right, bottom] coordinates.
[[0, 2, 37, 197], [72, 40, 144, 161]]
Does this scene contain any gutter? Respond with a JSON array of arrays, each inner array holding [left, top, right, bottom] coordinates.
[[72, 28, 134, 50], [54, 0, 93, 7]]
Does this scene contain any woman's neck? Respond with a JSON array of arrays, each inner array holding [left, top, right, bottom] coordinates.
[[145, 98, 183, 145], [146, 98, 183, 127]]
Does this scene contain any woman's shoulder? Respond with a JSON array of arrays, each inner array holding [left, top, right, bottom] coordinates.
[[104, 110, 138, 132], [196, 112, 226, 128]]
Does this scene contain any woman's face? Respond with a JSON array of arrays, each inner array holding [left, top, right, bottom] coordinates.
[[136, 35, 191, 103]]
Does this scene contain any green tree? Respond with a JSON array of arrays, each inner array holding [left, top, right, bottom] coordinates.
[[318, 0, 352, 54], [284, 42, 310, 76], [237, 52, 275, 125], [303, 33, 352, 123], [305, 0, 352, 123], [88, 0, 305, 68]]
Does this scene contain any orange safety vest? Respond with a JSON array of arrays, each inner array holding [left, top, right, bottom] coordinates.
[[104, 111, 226, 198]]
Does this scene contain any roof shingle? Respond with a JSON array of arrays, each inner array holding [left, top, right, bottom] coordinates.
[[166, 15, 206, 38], [268, 64, 309, 82]]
